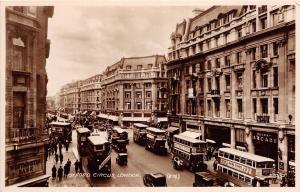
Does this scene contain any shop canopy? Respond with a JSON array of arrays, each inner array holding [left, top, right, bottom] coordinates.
[[179, 131, 201, 139], [122, 117, 150, 122], [108, 115, 118, 122], [165, 126, 179, 133], [90, 111, 96, 116], [97, 113, 108, 119], [157, 117, 168, 122], [206, 139, 216, 144]]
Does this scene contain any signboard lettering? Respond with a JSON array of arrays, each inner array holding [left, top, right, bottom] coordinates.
[[9, 159, 41, 177], [252, 131, 277, 144], [219, 158, 254, 175]]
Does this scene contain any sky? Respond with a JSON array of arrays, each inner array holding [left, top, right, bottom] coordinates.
[[46, 6, 211, 96]]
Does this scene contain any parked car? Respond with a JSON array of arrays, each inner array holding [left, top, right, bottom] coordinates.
[[172, 156, 184, 170], [143, 173, 167, 187], [193, 172, 222, 187]]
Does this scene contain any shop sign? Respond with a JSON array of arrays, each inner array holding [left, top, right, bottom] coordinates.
[[252, 131, 277, 144], [9, 159, 41, 177], [219, 158, 254, 175]]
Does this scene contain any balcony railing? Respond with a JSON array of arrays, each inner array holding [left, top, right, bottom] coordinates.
[[8, 128, 40, 143], [257, 115, 270, 123]]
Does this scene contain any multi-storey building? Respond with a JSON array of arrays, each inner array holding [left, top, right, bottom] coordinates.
[[58, 80, 81, 115], [80, 74, 102, 114], [167, 5, 295, 173], [101, 55, 168, 127], [5, 6, 54, 186], [46, 96, 56, 111]]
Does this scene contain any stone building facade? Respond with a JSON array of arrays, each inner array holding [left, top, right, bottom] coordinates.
[[5, 6, 54, 186], [58, 80, 81, 115], [167, 5, 295, 173], [100, 55, 168, 127], [80, 74, 102, 114]]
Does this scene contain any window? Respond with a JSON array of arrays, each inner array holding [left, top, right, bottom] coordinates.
[[251, 47, 256, 60], [237, 27, 242, 38], [13, 92, 26, 128], [261, 98, 268, 114], [225, 75, 230, 90], [237, 73, 243, 89], [215, 36, 220, 46], [137, 65, 142, 70], [260, 17, 267, 30], [272, 12, 278, 26], [273, 42, 279, 56], [125, 91, 131, 99], [215, 100, 220, 117], [200, 100, 204, 116], [146, 102, 152, 110], [12, 44, 26, 72], [124, 83, 131, 89], [199, 78, 204, 93], [224, 32, 229, 44], [249, 69, 255, 88], [136, 102, 142, 110], [207, 39, 211, 49], [207, 100, 212, 116], [215, 77, 220, 91], [135, 83, 141, 89], [273, 67, 278, 87], [225, 99, 231, 118], [225, 55, 231, 66], [125, 102, 131, 110], [215, 58, 220, 68], [251, 20, 256, 33], [146, 91, 151, 98], [207, 78, 212, 92], [145, 83, 152, 89], [236, 52, 242, 64], [237, 99, 243, 119], [253, 98, 257, 115], [136, 91, 142, 98], [126, 65, 131, 70], [261, 72, 268, 87], [260, 44, 268, 58], [207, 60, 212, 70], [274, 98, 278, 121]]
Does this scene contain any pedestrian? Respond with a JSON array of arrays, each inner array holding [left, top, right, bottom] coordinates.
[[54, 144, 58, 154], [63, 164, 68, 177], [48, 147, 52, 157], [213, 160, 218, 171], [55, 153, 59, 164], [59, 142, 62, 154], [65, 140, 69, 152], [57, 166, 63, 181], [59, 153, 64, 164], [74, 160, 79, 173], [79, 159, 83, 173], [52, 165, 57, 180]]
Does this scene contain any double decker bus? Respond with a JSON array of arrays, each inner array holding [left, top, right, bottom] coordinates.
[[217, 147, 275, 187], [145, 127, 167, 154], [86, 135, 111, 177], [133, 123, 148, 145], [112, 126, 129, 144], [49, 122, 72, 143], [77, 127, 91, 156], [172, 134, 207, 172]]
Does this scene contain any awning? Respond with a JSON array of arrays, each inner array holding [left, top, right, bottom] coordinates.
[[179, 131, 201, 139], [222, 143, 231, 147], [206, 139, 216, 144], [82, 111, 87, 115], [157, 117, 168, 122], [97, 113, 108, 119], [122, 117, 150, 122], [108, 115, 118, 121], [90, 111, 96, 116], [165, 126, 179, 133]]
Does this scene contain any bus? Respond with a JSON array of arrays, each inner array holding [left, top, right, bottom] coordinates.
[[145, 127, 167, 154], [172, 134, 207, 172], [86, 135, 111, 177], [217, 147, 275, 187], [133, 123, 148, 145], [49, 122, 72, 143], [77, 127, 91, 156], [112, 126, 129, 144]]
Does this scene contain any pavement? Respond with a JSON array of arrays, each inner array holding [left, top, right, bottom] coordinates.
[[45, 136, 90, 187]]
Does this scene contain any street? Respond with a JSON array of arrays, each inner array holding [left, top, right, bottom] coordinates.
[[73, 128, 196, 187]]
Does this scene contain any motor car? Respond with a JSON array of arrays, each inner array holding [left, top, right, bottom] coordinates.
[[143, 173, 167, 187], [116, 153, 128, 166], [172, 156, 184, 170], [193, 172, 222, 187]]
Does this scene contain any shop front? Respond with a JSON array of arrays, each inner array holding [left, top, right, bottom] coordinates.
[[252, 131, 278, 169], [205, 125, 231, 148]]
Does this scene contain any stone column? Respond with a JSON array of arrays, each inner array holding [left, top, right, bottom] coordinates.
[[152, 82, 157, 111], [231, 73, 237, 119], [230, 126, 236, 148], [278, 41, 287, 122], [244, 51, 252, 120]]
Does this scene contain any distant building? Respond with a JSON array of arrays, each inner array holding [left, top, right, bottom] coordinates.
[[100, 55, 168, 127], [5, 6, 54, 186], [58, 80, 81, 114], [46, 96, 56, 111], [167, 5, 295, 173], [80, 74, 102, 115]]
